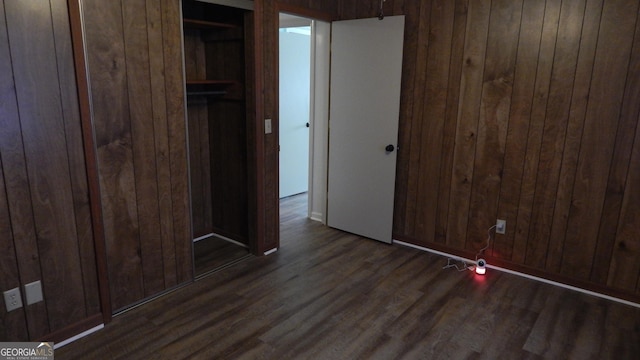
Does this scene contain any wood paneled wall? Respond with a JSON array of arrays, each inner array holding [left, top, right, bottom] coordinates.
[[0, 0, 102, 340], [81, 0, 192, 311], [334, 0, 640, 301]]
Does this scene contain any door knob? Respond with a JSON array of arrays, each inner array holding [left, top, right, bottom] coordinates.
[[385, 144, 395, 152]]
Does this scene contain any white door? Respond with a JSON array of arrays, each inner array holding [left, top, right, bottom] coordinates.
[[279, 27, 311, 198], [327, 16, 405, 243]]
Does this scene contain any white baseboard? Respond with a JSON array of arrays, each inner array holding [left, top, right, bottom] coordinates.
[[54, 324, 104, 349], [310, 212, 324, 223], [393, 239, 640, 309], [194, 232, 248, 248], [264, 248, 278, 256]]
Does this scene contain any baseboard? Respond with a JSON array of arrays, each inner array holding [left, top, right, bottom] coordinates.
[[310, 211, 324, 223], [393, 239, 640, 309]]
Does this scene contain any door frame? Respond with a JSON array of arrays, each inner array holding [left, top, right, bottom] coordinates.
[[277, 4, 332, 225]]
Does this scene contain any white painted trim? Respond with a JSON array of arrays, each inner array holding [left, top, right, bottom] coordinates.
[[310, 211, 324, 223], [193, 232, 248, 248], [54, 324, 104, 349], [264, 248, 278, 256], [393, 240, 640, 309], [194, 0, 253, 11], [193, 233, 214, 242], [308, 20, 330, 225]]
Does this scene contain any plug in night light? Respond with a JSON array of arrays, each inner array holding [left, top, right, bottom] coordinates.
[[475, 259, 487, 275]]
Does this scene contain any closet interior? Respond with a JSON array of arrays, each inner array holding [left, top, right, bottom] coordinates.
[[182, 0, 253, 275]]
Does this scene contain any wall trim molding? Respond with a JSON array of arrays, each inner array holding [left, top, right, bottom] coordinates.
[[394, 239, 640, 309]]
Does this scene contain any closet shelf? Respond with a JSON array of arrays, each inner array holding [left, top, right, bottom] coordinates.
[[186, 80, 240, 98], [183, 18, 239, 31]]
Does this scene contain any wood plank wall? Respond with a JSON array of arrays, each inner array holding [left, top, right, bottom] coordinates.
[[81, 0, 192, 312], [0, 0, 102, 340], [333, 0, 640, 301]]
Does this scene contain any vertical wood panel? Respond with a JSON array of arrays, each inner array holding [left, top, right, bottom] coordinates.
[[546, 0, 603, 273], [445, 0, 491, 250], [263, 0, 279, 251], [403, 0, 431, 237], [512, 0, 561, 265], [122, 0, 165, 297], [51, 0, 101, 317], [393, 0, 421, 238], [592, 5, 640, 285], [0, 161, 28, 341], [561, 0, 638, 280], [84, 0, 192, 310], [146, 0, 178, 288], [435, 0, 469, 245], [493, 0, 545, 260], [84, 0, 145, 311], [413, 0, 455, 243], [608, 120, 640, 292], [0, 3, 32, 341], [162, 0, 193, 284], [1, 0, 104, 338], [6, 0, 86, 333], [466, 0, 522, 252], [526, 0, 587, 269]]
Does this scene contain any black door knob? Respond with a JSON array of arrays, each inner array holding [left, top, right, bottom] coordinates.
[[385, 144, 395, 152]]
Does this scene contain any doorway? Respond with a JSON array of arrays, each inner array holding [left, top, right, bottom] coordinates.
[[279, 16, 311, 200], [279, 12, 330, 226]]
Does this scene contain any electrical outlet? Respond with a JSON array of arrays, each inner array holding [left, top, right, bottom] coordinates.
[[25, 280, 44, 305], [3, 287, 23, 312], [496, 219, 506, 234]]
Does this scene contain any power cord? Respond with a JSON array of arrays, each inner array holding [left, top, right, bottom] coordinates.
[[442, 224, 497, 272]]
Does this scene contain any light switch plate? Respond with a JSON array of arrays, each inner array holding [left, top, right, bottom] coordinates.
[[265, 118, 272, 134], [24, 280, 44, 305], [3, 287, 23, 312]]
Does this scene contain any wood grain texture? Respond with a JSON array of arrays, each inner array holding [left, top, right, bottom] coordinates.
[[446, 0, 491, 250], [526, 0, 586, 268], [123, 0, 166, 298], [262, 0, 280, 252], [561, 0, 639, 281], [82, 0, 192, 311], [0, 7, 31, 342], [83, 0, 145, 311], [592, 3, 640, 287], [1, 0, 103, 340], [56, 195, 640, 359], [547, 0, 604, 273], [403, 0, 432, 237], [6, 0, 87, 335], [412, 0, 456, 241], [163, 0, 193, 285], [338, 0, 640, 301], [434, 0, 469, 245], [146, 0, 178, 289], [0, 159, 28, 341], [466, 0, 521, 253], [515, 0, 560, 266], [51, 0, 101, 318], [493, 0, 545, 260]]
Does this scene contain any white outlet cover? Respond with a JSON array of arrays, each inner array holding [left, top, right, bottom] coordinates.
[[3, 287, 23, 312], [24, 280, 44, 305]]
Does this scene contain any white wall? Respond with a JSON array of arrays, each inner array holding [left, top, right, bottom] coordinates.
[[279, 28, 311, 198]]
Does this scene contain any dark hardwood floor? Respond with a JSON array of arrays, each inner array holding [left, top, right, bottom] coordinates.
[[57, 194, 640, 359], [194, 235, 251, 278]]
